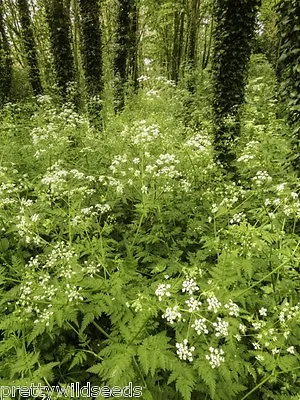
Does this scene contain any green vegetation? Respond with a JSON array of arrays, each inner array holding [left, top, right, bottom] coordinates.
[[0, 0, 299, 399]]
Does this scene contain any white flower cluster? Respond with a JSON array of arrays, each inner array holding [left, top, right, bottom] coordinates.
[[252, 170, 272, 187], [211, 203, 218, 214], [287, 346, 295, 354], [163, 305, 182, 324], [34, 306, 54, 326], [46, 241, 77, 270], [252, 321, 266, 330], [237, 154, 255, 162], [143, 153, 181, 182], [224, 300, 240, 317], [212, 317, 229, 337], [82, 260, 101, 277], [0, 182, 18, 195], [146, 89, 160, 98], [81, 206, 96, 216], [207, 295, 222, 313], [252, 342, 260, 350], [56, 104, 89, 128], [137, 75, 149, 82], [58, 265, 76, 279], [279, 303, 300, 324], [65, 284, 84, 303], [130, 293, 146, 312], [176, 339, 195, 362], [205, 347, 225, 368], [155, 76, 176, 86], [276, 183, 286, 192], [17, 280, 34, 308], [185, 296, 202, 313], [182, 278, 199, 295], [41, 162, 96, 198], [192, 318, 209, 335], [109, 154, 128, 173], [31, 125, 70, 159], [15, 209, 42, 245], [70, 169, 96, 182], [258, 307, 267, 317], [229, 212, 246, 225], [180, 178, 192, 193], [185, 133, 211, 152], [155, 283, 171, 301], [132, 121, 160, 145], [76, 203, 111, 221], [104, 176, 124, 195], [144, 58, 153, 66], [245, 140, 260, 150]]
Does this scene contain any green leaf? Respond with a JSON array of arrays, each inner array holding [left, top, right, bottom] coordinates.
[[168, 364, 195, 400], [80, 312, 95, 332], [197, 360, 216, 398], [278, 355, 298, 372], [138, 332, 176, 377], [0, 238, 9, 252]]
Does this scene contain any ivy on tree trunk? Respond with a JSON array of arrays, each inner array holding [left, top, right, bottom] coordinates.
[[78, 0, 103, 97], [276, 0, 300, 172], [212, 0, 261, 169], [45, 0, 75, 97], [0, 0, 12, 104], [114, 0, 138, 112]]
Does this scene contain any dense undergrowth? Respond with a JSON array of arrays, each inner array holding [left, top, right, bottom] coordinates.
[[0, 55, 300, 399]]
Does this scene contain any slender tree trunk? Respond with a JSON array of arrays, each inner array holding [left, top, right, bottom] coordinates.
[[44, 0, 75, 97], [171, 1, 186, 84], [71, 0, 80, 81], [204, 19, 213, 69], [17, 0, 42, 95], [128, 2, 138, 92], [0, 0, 12, 104], [187, 0, 200, 68], [114, 0, 137, 111], [171, 10, 180, 82], [78, 0, 103, 97], [177, 9, 185, 79]]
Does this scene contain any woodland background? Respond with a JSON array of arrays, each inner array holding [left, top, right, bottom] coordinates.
[[0, 0, 300, 399]]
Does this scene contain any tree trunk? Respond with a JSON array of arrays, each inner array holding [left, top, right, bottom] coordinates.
[[44, 0, 75, 97], [276, 0, 300, 173], [17, 0, 42, 95], [187, 0, 200, 68], [114, 0, 137, 111], [128, 2, 138, 92], [202, 18, 213, 70], [0, 0, 12, 104], [171, 1, 186, 84], [78, 0, 103, 97], [171, 9, 180, 82], [212, 0, 261, 169]]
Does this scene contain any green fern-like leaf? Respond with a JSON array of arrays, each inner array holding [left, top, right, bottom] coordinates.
[[137, 332, 177, 377], [69, 350, 87, 370], [196, 360, 216, 398], [80, 312, 95, 333], [168, 363, 196, 400], [90, 343, 136, 386], [32, 362, 59, 382]]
